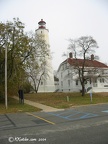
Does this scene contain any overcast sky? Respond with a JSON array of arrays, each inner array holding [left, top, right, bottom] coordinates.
[[0, 0, 108, 70]]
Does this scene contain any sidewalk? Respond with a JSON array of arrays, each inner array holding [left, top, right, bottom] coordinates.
[[13, 96, 64, 112]]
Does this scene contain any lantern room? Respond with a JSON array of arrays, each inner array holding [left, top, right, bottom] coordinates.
[[38, 19, 46, 29]]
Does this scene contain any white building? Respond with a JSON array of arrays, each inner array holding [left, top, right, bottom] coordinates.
[[34, 19, 55, 92], [56, 53, 108, 93]]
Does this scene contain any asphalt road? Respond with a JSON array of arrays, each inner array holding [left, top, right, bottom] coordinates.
[[0, 103, 108, 144]]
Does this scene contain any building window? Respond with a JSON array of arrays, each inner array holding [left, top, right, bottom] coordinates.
[[100, 78, 104, 83], [61, 72, 63, 78], [76, 80, 78, 85], [41, 81, 43, 85], [68, 80, 70, 87], [61, 65, 64, 70], [68, 70, 70, 75], [94, 78, 97, 83], [61, 81, 63, 87], [89, 78, 92, 84], [102, 70, 104, 74], [64, 64, 67, 70], [93, 78, 97, 87]]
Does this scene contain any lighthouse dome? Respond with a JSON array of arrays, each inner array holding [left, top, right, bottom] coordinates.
[[38, 19, 46, 25]]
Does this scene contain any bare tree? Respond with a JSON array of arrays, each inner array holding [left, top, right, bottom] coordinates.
[[27, 34, 49, 93], [68, 36, 98, 96]]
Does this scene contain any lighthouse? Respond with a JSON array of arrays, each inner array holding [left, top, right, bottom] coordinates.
[[35, 19, 55, 92]]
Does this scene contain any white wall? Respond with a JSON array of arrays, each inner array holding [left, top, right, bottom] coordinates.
[[57, 63, 108, 93]]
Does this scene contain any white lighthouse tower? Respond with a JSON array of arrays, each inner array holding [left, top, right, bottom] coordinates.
[[35, 19, 55, 92]]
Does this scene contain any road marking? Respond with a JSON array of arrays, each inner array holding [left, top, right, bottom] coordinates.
[[47, 110, 98, 121], [53, 109, 72, 116], [26, 112, 55, 125], [66, 112, 81, 118], [80, 113, 98, 119], [102, 110, 108, 113]]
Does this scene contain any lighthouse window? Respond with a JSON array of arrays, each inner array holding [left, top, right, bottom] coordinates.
[[41, 31, 42, 33]]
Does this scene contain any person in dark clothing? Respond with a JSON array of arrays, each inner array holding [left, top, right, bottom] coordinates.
[[18, 89, 24, 104]]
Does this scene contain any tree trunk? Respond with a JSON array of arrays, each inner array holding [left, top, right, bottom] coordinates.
[[36, 72, 44, 93], [82, 83, 85, 96], [34, 84, 38, 93]]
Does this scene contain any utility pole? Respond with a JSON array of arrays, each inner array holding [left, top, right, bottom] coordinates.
[[5, 34, 8, 109], [5, 28, 14, 109]]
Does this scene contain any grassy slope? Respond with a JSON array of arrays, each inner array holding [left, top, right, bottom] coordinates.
[[25, 92, 108, 109], [0, 97, 41, 114]]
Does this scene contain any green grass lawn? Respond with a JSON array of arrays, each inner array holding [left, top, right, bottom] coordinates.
[[25, 92, 108, 109], [0, 97, 41, 114], [1, 92, 108, 114]]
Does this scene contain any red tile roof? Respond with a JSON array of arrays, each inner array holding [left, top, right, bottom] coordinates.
[[66, 58, 108, 68]]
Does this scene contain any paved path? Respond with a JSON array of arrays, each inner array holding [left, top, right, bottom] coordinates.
[[13, 96, 64, 112]]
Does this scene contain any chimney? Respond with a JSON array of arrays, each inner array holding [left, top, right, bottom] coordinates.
[[69, 52, 73, 58], [91, 54, 94, 61]]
